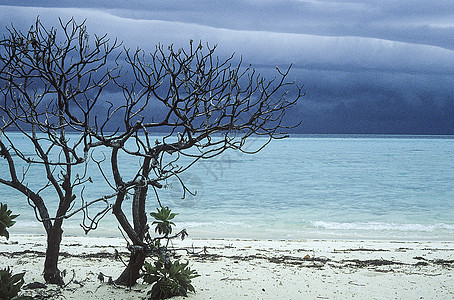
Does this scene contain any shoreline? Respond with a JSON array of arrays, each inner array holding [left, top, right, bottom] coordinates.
[[2, 234, 454, 299], [9, 229, 454, 242]]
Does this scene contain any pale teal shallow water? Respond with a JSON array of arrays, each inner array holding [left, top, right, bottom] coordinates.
[[3, 134, 454, 241]]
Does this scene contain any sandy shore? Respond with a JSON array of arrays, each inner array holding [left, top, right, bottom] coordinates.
[[1, 234, 453, 299]]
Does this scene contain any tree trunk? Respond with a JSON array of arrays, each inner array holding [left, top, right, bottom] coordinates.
[[116, 186, 148, 286], [115, 249, 146, 286], [112, 154, 151, 286], [43, 225, 64, 286]]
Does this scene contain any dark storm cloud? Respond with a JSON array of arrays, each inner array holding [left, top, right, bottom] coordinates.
[[1, 1, 454, 134]]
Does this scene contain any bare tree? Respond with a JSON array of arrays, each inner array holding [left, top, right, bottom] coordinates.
[[0, 18, 120, 285], [1, 17, 303, 288], [84, 41, 304, 286]]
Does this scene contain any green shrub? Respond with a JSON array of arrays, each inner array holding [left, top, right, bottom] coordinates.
[[0, 205, 32, 300], [143, 259, 199, 299], [150, 207, 177, 236], [0, 203, 19, 240], [144, 207, 199, 299], [0, 267, 32, 300]]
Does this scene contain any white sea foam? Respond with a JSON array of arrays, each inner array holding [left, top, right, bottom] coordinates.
[[311, 221, 454, 232], [178, 221, 252, 229]]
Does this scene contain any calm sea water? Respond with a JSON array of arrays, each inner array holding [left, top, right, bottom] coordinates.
[[3, 134, 454, 241]]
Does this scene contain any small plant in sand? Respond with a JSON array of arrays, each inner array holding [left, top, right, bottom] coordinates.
[[0, 203, 18, 240], [150, 207, 177, 237], [0, 268, 33, 300], [144, 259, 199, 299], [0, 204, 32, 300], [143, 207, 199, 299]]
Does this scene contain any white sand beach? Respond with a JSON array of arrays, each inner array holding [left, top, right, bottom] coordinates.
[[1, 234, 453, 299]]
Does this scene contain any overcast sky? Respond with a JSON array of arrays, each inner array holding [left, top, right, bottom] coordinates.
[[1, 1, 454, 134]]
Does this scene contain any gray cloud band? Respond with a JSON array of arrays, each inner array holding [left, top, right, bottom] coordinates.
[[1, 3, 453, 134]]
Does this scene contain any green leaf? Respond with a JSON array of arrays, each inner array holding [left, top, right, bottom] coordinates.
[[0, 268, 25, 300], [0, 203, 19, 240], [167, 213, 178, 220], [0, 228, 9, 240]]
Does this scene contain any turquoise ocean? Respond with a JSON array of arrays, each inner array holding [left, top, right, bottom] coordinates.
[[3, 134, 454, 241]]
